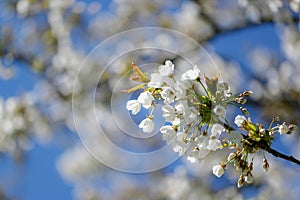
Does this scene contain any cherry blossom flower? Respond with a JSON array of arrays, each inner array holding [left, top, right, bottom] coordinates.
[[172, 141, 187, 156], [234, 115, 246, 127], [187, 151, 200, 163], [137, 91, 154, 109], [126, 100, 141, 115], [162, 105, 176, 122], [207, 138, 222, 151], [211, 124, 224, 137], [148, 73, 163, 88], [212, 164, 225, 178], [158, 60, 174, 76], [161, 86, 176, 104], [160, 125, 176, 144], [181, 65, 200, 81], [139, 118, 155, 133]]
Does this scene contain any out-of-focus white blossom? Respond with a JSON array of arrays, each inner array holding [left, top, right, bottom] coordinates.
[[290, 0, 300, 12]]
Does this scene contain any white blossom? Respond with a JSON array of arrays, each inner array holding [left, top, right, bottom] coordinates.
[[212, 164, 225, 178], [5, 97, 20, 113], [187, 151, 199, 163], [181, 65, 200, 81], [234, 115, 246, 127], [211, 124, 224, 137], [162, 105, 176, 122], [172, 141, 187, 156], [197, 135, 210, 150], [148, 73, 163, 88], [158, 60, 174, 76], [290, 0, 300, 12], [126, 100, 141, 115], [147, 73, 175, 88], [207, 138, 222, 151], [174, 81, 188, 99], [161, 86, 176, 104], [245, 175, 253, 184], [160, 125, 176, 144], [137, 91, 154, 109], [175, 101, 191, 117], [139, 118, 155, 133], [176, 131, 186, 142], [278, 124, 289, 134]]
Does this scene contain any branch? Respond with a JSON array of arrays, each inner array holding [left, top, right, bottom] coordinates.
[[262, 145, 300, 166], [219, 120, 300, 166]]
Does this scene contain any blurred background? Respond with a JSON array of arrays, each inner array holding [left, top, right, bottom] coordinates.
[[1, 0, 300, 199]]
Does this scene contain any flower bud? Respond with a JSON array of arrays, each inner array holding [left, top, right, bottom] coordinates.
[[236, 97, 247, 104], [245, 174, 253, 184], [212, 164, 225, 178], [240, 107, 249, 116], [242, 90, 253, 97], [248, 162, 253, 171], [227, 153, 236, 162], [235, 160, 241, 170], [237, 175, 245, 188], [263, 159, 269, 172], [288, 124, 297, 134]]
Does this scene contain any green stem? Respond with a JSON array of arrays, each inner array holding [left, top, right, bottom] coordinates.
[[199, 80, 210, 98]]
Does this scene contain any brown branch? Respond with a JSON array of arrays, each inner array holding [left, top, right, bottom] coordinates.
[[262, 145, 300, 166]]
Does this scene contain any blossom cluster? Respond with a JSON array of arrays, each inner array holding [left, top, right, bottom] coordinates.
[[125, 61, 298, 187], [126, 61, 232, 161], [0, 95, 50, 158]]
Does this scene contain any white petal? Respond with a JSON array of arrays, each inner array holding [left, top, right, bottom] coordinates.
[[126, 100, 141, 115], [137, 91, 154, 109], [211, 124, 224, 137], [212, 164, 225, 177], [139, 118, 155, 133], [158, 60, 174, 76], [234, 115, 246, 127]]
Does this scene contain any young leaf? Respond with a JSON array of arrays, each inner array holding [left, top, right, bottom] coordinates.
[[130, 63, 150, 83]]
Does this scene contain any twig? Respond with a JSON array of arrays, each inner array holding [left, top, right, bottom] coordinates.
[[262, 145, 300, 166]]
